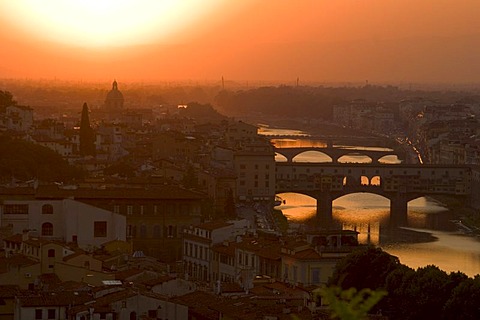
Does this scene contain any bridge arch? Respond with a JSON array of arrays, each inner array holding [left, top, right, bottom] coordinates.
[[338, 153, 372, 164], [292, 150, 333, 163], [275, 152, 288, 162], [378, 154, 402, 164]]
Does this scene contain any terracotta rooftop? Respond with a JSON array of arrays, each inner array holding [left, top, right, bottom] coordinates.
[[17, 291, 93, 307], [34, 185, 205, 200], [292, 248, 322, 260], [3, 233, 22, 244], [0, 254, 38, 274], [114, 268, 143, 281], [0, 285, 20, 298], [171, 291, 221, 319]]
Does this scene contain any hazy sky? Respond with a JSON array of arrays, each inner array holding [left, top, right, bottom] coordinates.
[[1, 0, 480, 84]]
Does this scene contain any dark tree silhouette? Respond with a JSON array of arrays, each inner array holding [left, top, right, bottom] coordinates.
[[0, 135, 83, 182], [0, 90, 17, 112], [223, 188, 236, 219], [79, 102, 96, 156], [329, 246, 401, 291]]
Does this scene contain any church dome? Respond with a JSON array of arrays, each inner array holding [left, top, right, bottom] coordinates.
[[105, 80, 124, 110]]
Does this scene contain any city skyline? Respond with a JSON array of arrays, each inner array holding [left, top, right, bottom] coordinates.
[[1, 0, 480, 83]]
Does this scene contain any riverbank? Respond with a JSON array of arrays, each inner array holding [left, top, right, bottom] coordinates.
[[429, 195, 480, 236]]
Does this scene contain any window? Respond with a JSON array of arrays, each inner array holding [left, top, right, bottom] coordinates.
[[113, 205, 120, 214], [47, 309, 55, 319], [35, 309, 42, 320], [42, 222, 53, 236], [167, 225, 175, 238], [47, 249, 55, 258], [4, 204, 29, 214], [139, 225, 147, 238], [94, 221, 107, 237], [127, 205, 133, 215], [153, 225, 161, 238], [148, 310, 157, 318], [312, 268, 320, 284], [42, 204, 53, 214]]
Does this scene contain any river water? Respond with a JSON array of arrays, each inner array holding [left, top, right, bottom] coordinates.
[[261, 126, 480, 277]]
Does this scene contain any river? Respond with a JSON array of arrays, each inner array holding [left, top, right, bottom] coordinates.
[[260, 126, 480, 277]]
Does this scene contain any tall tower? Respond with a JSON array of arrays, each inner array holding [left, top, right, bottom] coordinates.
[[104, 80, 124, 113], [79, 102, 96, 156]]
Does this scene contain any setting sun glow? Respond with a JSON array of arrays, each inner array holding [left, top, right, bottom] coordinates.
[[1, 0, 221, 47]]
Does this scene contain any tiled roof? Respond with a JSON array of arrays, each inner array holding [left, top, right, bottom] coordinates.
[[0, 285, 20, 298], [3, 233, 22, 244], [17, 291, 93, 307], [114, 268, 143, 281], [144, 275, 175, 286], [62, 250, 87, 262], [292, 248, 322, 260], [212, 243, 235, 256], [171, 291, 221, 319], [35, 185, 205, 200], [0, 255, 38, 273]]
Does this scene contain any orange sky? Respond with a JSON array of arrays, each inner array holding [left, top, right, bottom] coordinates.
[[1, 0, 480, 84]]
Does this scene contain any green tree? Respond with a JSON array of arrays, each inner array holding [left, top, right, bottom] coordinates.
[[319, 286, 387, 320], [79, 102, 96, 156], [0, 90, 16, 106], [443, 275, 480, 320], [329, 246, 401, 291], [0, 135, 83, 182], [0, 90, 17, 113], [385, 265, 465, 320], [104, 162, 136, 178], [223, 188, 236, 219]]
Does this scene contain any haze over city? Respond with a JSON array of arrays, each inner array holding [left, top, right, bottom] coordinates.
[[1, 0, 480, 83], [3, 1, 480, 319]]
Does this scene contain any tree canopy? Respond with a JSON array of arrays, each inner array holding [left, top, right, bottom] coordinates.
[[0, 135, 83, 183], [0, 90, 17, 112], [329, 246, 478, 320]]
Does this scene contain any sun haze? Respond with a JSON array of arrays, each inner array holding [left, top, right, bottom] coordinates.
[[1, 0, 480, 83], [1, 0, 224, 47]]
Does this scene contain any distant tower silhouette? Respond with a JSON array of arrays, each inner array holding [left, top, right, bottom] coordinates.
[[104, 79, 124, 112], [79, 102, 96, 156]]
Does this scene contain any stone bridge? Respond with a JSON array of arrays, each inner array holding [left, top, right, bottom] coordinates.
[[275, 162, 471, 229], [274, 146, 405, 164]]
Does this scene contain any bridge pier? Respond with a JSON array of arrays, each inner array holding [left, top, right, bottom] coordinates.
[[390, 192, 408, 226], [316, 192, 333, 229]]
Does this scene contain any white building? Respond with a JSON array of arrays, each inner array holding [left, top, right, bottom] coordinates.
[[1, 197, 126, 250], [183, 219, 251, 282]]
